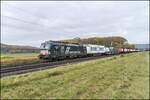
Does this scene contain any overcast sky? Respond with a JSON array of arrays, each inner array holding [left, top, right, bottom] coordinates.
[[1, 1, 149, 47]]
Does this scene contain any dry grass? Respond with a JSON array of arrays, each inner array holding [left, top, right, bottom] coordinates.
[[1, 52, 149, 99], [1, 53, 39, 67]]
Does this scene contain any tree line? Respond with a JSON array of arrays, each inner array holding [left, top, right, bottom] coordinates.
[[62, 36, 135, 49]]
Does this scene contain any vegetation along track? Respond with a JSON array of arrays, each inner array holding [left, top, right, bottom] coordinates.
[[1, 54, 121, 77]]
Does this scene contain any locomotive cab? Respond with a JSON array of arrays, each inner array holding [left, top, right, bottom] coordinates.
[[39, 42, 51, 59], [39, 41, 87, 60]]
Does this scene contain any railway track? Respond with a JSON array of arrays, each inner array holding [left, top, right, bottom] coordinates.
[[1, 55, 116, 77]]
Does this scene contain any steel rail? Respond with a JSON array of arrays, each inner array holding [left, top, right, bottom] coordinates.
[[0, 55, 115, 77]]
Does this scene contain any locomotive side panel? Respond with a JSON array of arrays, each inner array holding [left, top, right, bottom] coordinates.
[[41, 42, 87, 60]]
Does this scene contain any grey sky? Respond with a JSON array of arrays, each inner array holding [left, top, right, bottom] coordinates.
[[1, 1, 149, 47]]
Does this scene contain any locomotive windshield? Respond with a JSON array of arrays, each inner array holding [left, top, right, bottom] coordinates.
[[40, 43, 51, 49]]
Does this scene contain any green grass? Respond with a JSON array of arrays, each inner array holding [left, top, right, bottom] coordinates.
[[1, 53, 38, 60], [1, 53, 39, 68], [1, 52, 149, 99]]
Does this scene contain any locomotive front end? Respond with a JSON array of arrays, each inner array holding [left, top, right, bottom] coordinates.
[[38, 42, 51, 59]]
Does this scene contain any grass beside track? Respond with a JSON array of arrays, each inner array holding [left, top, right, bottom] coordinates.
[[1, 52, 149, 99], [1, 53, 39, 68]]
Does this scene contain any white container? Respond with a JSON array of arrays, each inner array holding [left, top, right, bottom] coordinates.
[[84, 44, 105, 54]]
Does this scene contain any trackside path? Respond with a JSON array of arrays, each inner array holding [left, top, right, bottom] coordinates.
[[1, 52, 149, 99]]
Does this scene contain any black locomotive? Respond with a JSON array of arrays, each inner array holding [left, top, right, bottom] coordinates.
[[39, 41, 87, 60]]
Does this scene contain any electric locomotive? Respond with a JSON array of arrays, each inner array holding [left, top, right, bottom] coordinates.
[[39, 41, 87, 60]]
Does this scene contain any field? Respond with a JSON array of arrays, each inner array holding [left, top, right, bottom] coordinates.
[[1, 53, 39, 67], [1, 52, 149, 99]]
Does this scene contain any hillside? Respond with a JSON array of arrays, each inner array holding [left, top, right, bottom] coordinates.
[[1, 43, 40, 53], [1, 52, 149, 99], [61, 36, 134, 48]]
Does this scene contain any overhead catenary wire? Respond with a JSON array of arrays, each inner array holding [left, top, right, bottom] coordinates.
[[2, 4, 60, 34], [2, 4, 50, 27], [6, 4, 42, 19], [2, 15, 42, 26], [1, 15, 55, 33], [2, 4, 53, 29]]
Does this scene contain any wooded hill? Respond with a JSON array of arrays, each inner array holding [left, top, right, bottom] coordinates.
[[62, 36, 135, 49], [1, 43, 40, 53], [1, 36, 135, 53]]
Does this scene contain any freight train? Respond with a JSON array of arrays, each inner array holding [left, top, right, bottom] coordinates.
[[39, 41, 139, 60]]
